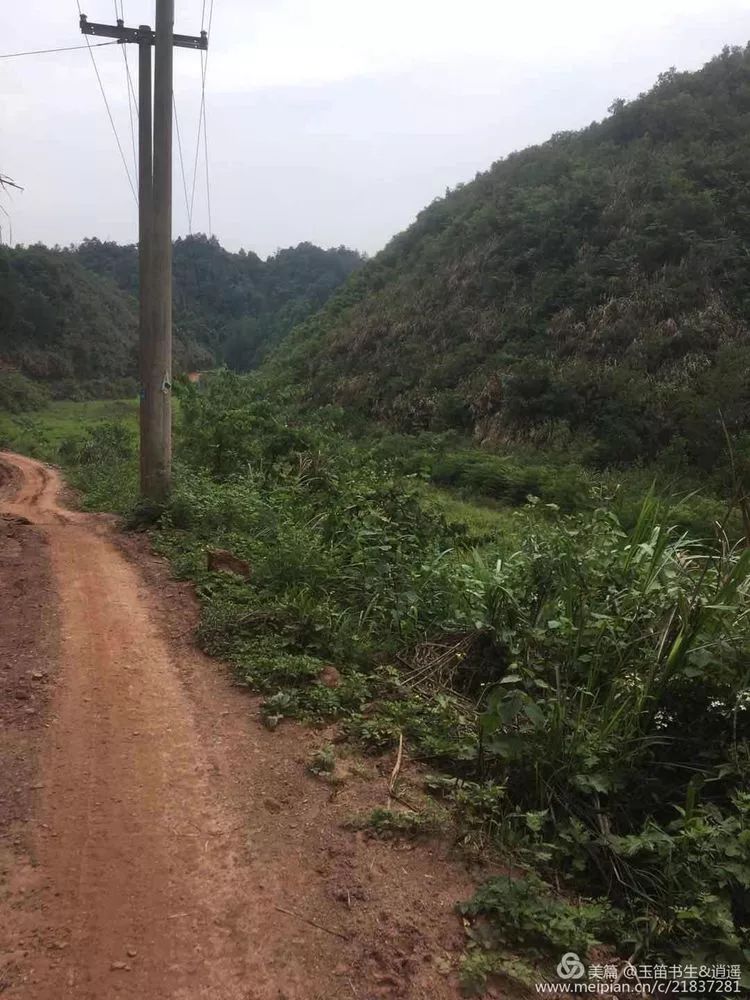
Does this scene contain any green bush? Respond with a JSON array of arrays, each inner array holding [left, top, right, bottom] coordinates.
[[59, 420, 138, 512], [0, 370, 49, 413], [459, 872, 622, 956], [430, 450, 588, 510], [462, 495, 750, 965]]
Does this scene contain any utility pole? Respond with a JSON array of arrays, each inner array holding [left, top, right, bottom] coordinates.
[[80, 7, 207, 502], [138, 24, 153, 496], [149, 0, 174, 502]]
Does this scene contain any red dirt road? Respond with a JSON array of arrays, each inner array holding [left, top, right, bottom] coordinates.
[[0, 452, 476, 1000]]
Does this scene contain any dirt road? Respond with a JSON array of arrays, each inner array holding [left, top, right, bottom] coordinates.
[[0, 452, 474, 1000]]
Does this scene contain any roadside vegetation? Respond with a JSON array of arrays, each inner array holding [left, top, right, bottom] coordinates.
[[0, 394, 137, 476], [12, 374, 747, 994]]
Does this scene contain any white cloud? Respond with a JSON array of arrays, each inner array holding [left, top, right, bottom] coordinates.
[[206, 0, 747, 90]]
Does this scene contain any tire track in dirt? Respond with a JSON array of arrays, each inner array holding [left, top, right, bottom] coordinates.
[[0, 451, 477, 1000]]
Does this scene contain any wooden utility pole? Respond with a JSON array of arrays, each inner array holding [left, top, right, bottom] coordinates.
[[79, 8, 207, 502], [144, 0, 173, 501], [138, 26, 153, 495]]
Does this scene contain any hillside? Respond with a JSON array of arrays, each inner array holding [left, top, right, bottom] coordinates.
[[272, 45, 750, 471], [0, 245, 171, 400], [73, 235, 364, 370], [0, 237, 363, 399]]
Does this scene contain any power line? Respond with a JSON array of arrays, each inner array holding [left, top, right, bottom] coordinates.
[[188, 72, 204, 227], [173, 94, 192, 231], [203, 0, 215, 235], [202, 86, 212, 236], [0, 40, 118, 59], [117, 1, 139, 183], [0, 203, 13, 246], [76, 0, 137, 206], [190, 0, 214, 234]]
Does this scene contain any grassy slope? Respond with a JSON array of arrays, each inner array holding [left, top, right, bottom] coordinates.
[[0, 399, 138, 459]]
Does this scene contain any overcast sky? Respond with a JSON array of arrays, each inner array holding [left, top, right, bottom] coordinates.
[[2, 0, 749, 258]]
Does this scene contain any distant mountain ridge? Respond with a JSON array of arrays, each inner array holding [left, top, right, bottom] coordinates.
[[0, 235, 363, 398], [269, 45, 750, 470]]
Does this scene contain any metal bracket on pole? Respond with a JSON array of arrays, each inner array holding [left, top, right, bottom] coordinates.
[[79, 14, 207, 49]]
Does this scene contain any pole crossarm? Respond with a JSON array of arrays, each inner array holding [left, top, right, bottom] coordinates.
[[79, 14, 207, 50]]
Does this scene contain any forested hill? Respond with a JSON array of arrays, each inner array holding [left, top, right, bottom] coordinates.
[[74, 236, 364, 370], [0, 236, 363, 400], [0, 246, 149, 399], [271, 45, 750, 470]]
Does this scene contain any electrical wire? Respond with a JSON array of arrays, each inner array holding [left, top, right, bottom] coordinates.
[[188, 72, 204, 227], [117, 0, 139, 183], [116, 0, 138, 118], [0, 41, 118, 59], [189, 0, 214, 235], [202, 83, 212, 236], [203, 0, 215, 235], [0, 203, 13, 247], [173, 95, 192, 232], [75, 0, 138, 206]]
